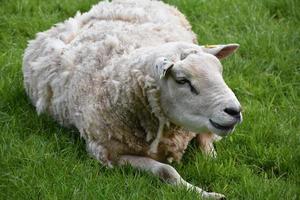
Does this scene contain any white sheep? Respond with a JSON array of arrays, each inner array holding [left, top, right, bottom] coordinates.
[[23, 0, 242, 199]]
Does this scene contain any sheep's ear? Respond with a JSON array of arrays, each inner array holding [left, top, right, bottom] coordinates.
[[201, 44, 239, 59], [155, 57, 174, 79]]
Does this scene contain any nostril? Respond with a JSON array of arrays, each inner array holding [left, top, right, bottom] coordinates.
[[224, 107, 241, 117]]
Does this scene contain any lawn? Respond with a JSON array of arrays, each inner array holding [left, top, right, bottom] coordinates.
[[0, 0, 299, 199]]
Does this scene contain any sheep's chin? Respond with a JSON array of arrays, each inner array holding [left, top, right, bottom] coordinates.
[[180, 120, 235, 137], [207, 120, 236, 137], [167, 114, 236, 136]]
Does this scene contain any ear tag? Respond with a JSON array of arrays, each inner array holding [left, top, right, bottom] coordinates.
[[156, 58, 173, 79], [159, 73, 164, 79], [160, 64, 170, 79]]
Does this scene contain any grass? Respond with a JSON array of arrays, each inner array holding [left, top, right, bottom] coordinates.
[[0, 0, 299, 199]]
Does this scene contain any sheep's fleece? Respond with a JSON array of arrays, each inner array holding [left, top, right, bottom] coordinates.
[[23, 0, 242, 199]]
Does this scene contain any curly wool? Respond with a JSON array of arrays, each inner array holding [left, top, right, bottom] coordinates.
[[23, 0, 198, 164]]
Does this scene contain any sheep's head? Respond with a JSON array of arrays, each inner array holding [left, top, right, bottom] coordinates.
[[156, 44, 242, 137]]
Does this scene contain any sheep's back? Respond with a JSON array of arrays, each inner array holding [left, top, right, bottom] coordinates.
[[22, 0, 196, 126]]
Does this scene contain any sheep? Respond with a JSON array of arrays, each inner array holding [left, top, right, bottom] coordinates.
[[22, 0, 242, 199]]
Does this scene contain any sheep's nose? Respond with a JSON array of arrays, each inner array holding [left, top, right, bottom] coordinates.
[[224, 107, 241, 120]]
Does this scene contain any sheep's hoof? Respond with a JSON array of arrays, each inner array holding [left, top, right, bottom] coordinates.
[[202, 191, 226, 200]]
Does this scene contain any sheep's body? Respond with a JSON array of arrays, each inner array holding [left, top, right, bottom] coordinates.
[[23, 0, 198, 164], [24, 1, 243, 198]]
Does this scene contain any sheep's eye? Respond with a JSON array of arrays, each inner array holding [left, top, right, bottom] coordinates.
[[175, 78, 199, 95], [175, 79, 188, 84], [190, 84, 199, 95]]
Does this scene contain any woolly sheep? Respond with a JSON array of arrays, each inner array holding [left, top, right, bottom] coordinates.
[[23, 0, 242, 199]]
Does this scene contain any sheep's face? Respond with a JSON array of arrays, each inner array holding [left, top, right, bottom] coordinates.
[[158, 44, 242, 136]]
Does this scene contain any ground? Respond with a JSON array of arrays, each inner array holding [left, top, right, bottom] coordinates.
[[0, 0, 299, 199]]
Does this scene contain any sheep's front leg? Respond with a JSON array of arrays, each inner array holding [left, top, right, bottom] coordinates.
[[118, 155, 225, 200], [197, 133, 222, 158]]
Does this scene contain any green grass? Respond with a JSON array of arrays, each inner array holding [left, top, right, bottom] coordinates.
[[0, 0, 299, 199]]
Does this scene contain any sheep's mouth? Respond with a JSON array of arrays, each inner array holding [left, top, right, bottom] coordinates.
[[209, 119, 235, 131]]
